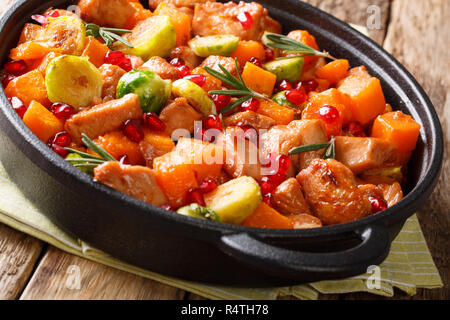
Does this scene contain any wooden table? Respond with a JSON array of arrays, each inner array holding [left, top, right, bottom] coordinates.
[[0, 0, 448, 300]]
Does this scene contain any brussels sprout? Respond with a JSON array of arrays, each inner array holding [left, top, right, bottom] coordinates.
[[272, 91, 296, 108], [116, 70, 171, 113], [177, 203, 221, 222], [188, 35, 240, 57], [263, 56, 304, 82], [171, 79, 216, 116], [65, 153, 94, 175], [46, 55, 103, 109]]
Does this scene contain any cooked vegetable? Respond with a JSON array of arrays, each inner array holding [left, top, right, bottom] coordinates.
[[306, 88, 353, 125], [18, 23, 43, 44], [94, 130, 145, 165], [241, 62, 277, 96], [257, 99, 294, 125], [81, 36, 110, 68], [36, 52, 62, 75], [282, 30, 321, 71], [177, 203, 221, 222], [85, 23, 133, 49], [231, 40, 266, 67], [154, 2, 191, 46], [22, 100, 63, 142], [188, 35, 240, 57], [171, 79, 216, 116], [263, 56, 304, 82], [272, 91, 296, 109], [124, 1, 153, 30], [65, 153, 95, 175], [371, 111, 421, 152], [4, 70, 49, 107], [45, 55, 103, 109], [9, 41, 56, 61], [315, 59, 349, 85], [204, 176, 262, 225], [113, 15, 176, 59], [361, 166, 403, 185], [242, 203, 292, 229]]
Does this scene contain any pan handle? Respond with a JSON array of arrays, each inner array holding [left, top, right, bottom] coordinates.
[[219, 225, 391, 280]]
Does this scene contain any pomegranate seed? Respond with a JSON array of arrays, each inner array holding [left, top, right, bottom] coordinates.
[[237, 11, 253, 29], [50, 144, 68, 158], [240, 97, 260, 112], [169, 58, 185, 67], [184, 74, 206, 87], [2, 74, 15, 87], [369, 196, 387, 213], [260, 176, 276, 195], [143, 112, 165, 131], [277, 80, 293, 91], [8, 97, 27, 118], [267, 172, 287, 186], [104, 51, 132, 72], [285, 89, 307, 106], [31, 14, 48, 26], [277, 154, 291, 174], [161, 204, 173, 211], [212, 94, 231, 112], [4, 60, 27, 76], [47, 10, 60, 18], [238, 124, 257, 142], [299, 79, 319, 93], [199, 178, 218, 194], [177, 65, 191, 78], [263, 193, 273, 206], [119, 154, 130, 165], [123, 119, 144, 142], [344, 121, 366, 137], [186, 188, 205, 206], [249, 57, 262, 68], [264, 46, 274, 61], [202, 114, 222, 131], [49, 102, 75, 120], [48, 131, 71, 147], [318, 105, 340, 124]]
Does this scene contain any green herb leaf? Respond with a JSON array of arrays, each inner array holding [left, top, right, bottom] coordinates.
[[323, 136, 336, 160], [80, 133, 117, 162], [85, 23, 133, 49], [288, 136, 336, 160]]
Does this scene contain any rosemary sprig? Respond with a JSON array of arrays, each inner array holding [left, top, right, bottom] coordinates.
[[204, 58, 267, 114], [65, 133, 116, 168], [85, 23, 134, 49], [289, 136, 336, 159], [264, 33, 336, 61]]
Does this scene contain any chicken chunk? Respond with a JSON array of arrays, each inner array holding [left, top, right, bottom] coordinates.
[[288, 214, 322, 229], [335, 136, 397, 174], [297, 159, 371, 225], [192, 1, 270, 40], [378, 182, 403, 207], [140, 56, 179, 81], [148, 0, 214, 10], [65, 94, 142, 144], [99, 64, 126, 102], [94, 161, 168, 206], [170, 46, 202, 69], [272, 178, 311, 215], [77, 0, 135, 29], [223, 111, 276, 130], [200, 55, 239, 77], [159, 98, 202, 136]]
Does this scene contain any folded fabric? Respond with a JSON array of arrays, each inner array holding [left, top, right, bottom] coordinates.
[[0, 161, 442, 300]]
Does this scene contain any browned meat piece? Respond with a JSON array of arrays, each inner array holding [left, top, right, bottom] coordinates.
[[65, 94, 142, 144], [99, 64, 126, 102], [192, 1, 269, 40], [264, 16, 282, 34], [94, 161, 168, 206], [217, 126, 263, 181], [140, 56, 179, 81], [148, 0, 214, 10], [272, 178, 311, 215], [357, 183, 385, 199], [139, 141, 170, 168], [223, 111, 276, 130], [378, 182, 403, 207], [126, 55, 144, 69], [335, 136, 396, 174], [77, 0, 135, 28], [200, 55, 239, 77], [291, 120, 328, 170], [287, 213, 322, 229], [159, 98, 202, 136], [297, 158, 372, 225], [169, 46, 202, 69], [175, 6, 194, 23]]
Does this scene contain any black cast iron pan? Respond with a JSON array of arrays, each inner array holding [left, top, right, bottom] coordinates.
[[0, 0, 444, 286]]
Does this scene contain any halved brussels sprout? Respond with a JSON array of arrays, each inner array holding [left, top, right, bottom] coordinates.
[[116, 70, 172, 113], [171, 79, 216, 116], [46, 55, 102, 109], [65, 153, 94, 175], [188, 35, 240, 57], [177, 203, 221, 222], [264, 56, 304, 82]]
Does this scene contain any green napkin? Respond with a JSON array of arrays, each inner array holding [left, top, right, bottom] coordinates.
[[0, 161, 442, 299]]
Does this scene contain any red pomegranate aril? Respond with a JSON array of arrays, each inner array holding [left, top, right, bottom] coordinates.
[[119, 154, 130, 165], [123, 119, 144, 142], [143, 112, 165, 131], [277, 80, 293, 91], [267, 172, 287, 186], [2, 74, 15, 87], [285, 89, 307, 106], [369, 196, 387, 213], [161, 204, 173, 211], [169, 57, 185, 67], [50, 144, 68, 158], [48, 131, 71, 147], [299, 79, 319, 93], [344, 121, 366, 137], [249, 57, 263, 68], [186, 188, 206, 206], [31, 14, 48, 26], [240, 97, 260, 112], [237, 11, 253, 29], [264, 46, 274, 61], [184, 74, 206, 87], [202, 114, 222, 131], [318, 104, 340, 124], [177, 65, 191, 78], [49, 102, 76, 120], [277, 154, 291, 174], [47, 10, 60, 18], [4, 59, 27, 76], [104, 51, 132, 72], [199, 178, 218, 194], [8, 97, 27, 118], [212, 94, 231, 112], [238, 124, 257, 142], [263, 193, 273, 206], [260, 176, 276, 195]]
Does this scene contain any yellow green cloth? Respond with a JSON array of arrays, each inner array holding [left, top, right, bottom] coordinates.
[[0, 161, 443, 299]]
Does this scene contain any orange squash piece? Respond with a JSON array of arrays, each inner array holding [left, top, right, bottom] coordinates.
[[9, 41, 57, 61], [241, 62, 276, 96], [338, 75, 386, 124], [23, 100, 63, 142], [36, 52, 62, 75], [242, 203, 293, 229], [154, 2, 190, 46], [231, 40, 265, 67], [142, 128, 175, 154], [285, 30, 319, 71], [371, 111, 421, 152], [257, 99, 294, 125], [315, 59, 349, 85], [82, 36, 110, 68], [18, 23, 43, 45], [95, 130, 145, 165], [5, 70, 49, 107], [153, 151, 199, 208], [306, 88, 353, 125], [124, 1, 152, 29]]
